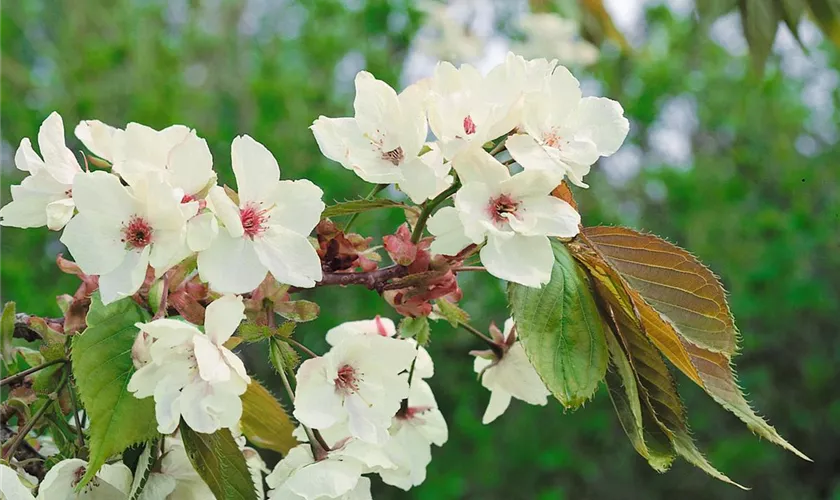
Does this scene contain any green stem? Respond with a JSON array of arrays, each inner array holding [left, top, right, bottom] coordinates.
[[273, 350, 330, 458], [286, 337, 318, 359], [68, 381, 85, 449], [410, 179, 462, 244], [1, 359, 66, 388], [343, 183, 389, 232]]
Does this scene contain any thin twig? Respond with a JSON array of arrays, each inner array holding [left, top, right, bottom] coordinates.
[[458, 322, 503, 357], [68, 380, 85, 449], [285, 338, 318, 359], [307, 265, 411, 292], [3, 369, 68, 461], [1, 359, 66, 388], [453, 266, 486, 273]]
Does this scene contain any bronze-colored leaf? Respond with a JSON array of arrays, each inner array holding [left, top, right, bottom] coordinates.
[[583, 226, 737, 356], [573, 232, 809, 461], [550, 181, 578, 211], [603, 326, 675, 472]]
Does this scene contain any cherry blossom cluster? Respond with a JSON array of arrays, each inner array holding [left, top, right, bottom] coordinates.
[[0, 52, 628, 499], [0, 113, 324, 304], [313, 52, 628, 287]]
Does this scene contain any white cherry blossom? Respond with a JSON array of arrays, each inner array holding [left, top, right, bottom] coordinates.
[[311, 73, 449, 203], [427, 53, 527, 160], [0, 112, 82, 230], [127, 295, 250, 434], [506, 65, 629, 187], [266, 442, 387, 500], [375, 377, 448, 491], [138, 436, 215, 500], [293, 334, 417, 444], [427, 149, 580, 287], [59, 171, 193, 304], [325, 316, 434, 379], [473, 319, 550, 424], [37, 459, 132, 500], [197, 135, 324, 293]]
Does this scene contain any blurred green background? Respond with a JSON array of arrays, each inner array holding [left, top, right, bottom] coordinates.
[[2, 1, 839, 498]]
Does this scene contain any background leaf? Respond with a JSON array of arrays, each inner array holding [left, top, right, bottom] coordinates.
[[240, 380, 297, 455], [129, 440, 158, 500], [180, 424, 257, 500], [321, 198, 406, 219], [508, 240, 608, 409], [71, 293, 157, 488], [740, 0, 780, 72]]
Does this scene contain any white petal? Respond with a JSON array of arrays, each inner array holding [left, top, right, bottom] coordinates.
[[97, 463, 133, 495], [488, 342, 550, 405], [168, 131, 216, 195], [154, 375, 186, 434], [285, 457, 364, 500], [180, 379, 244, 433], [136, 474, 177, 500], [187, 212, 219, 251], [310, 116, 362, 166], [506, 133, 565, 178], [72, 171, 136, 222], [231, 135, 280, 205], [480, 234, 553, 288], [427, 206, 472, 256], [0, 464, 35, 500], [266, 179, 324, 236], [293, 357, 345, 430], [74, 119, 119, 162], [197, 231, 268, 294], [325, 317, 396, 345], [507, 195, 580, 238], [398, 157, 440, 204], [252, 225, 322, 288], [98, 246, 150, 304], [207, 185, 244, 238], [205, 294, 245, 346], [148, 228, 190, 276], [59, 213, 126, 275], [15, 137, 45, 173], [482, 388, 512, 424], [544, 66, 582, 125], [38, 112, 81, 185], [353, 71, 402, 151], [396, 82, 429, 157], [450, 148, 509, 186], [193, 334, 231, 382], [45, 198, 75, 230], [37, 459, 87, 499], [575, 96, 630, 156], [221, 349, 251, 386], [345, 394, 391, 444], [0, 191, 51, 228], [453, 182, 495, 243]]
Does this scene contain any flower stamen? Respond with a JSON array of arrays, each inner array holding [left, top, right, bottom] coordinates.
[[487, 194, 521, 225], [240, 203, 269, 238], [463, 115, 476, 135], [121, 216, 153, 249], [381, 147, 405, 166], [335, 364, 362, 394]]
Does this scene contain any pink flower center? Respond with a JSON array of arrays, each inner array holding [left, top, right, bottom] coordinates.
[[487, 194, 521, 224], [381, 147, 405, 166], [334, 364, 361, 394], [463, 115, 476, 135], [543, 130, 563, 148], [240, 203, 268, 238], [121, 216, 153, 249]]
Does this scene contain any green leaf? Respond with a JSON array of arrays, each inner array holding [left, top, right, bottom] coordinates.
[[507, 240, 608, 409], [238, 321, 295, 343], [274, 300, 320, 323], [321, 198, 407, 219], [241, 380, 297, 454], [434, 299, 470, 328], [180, 424, 257, 500], [129, 440, 159, 500], [696, 0, 738, 21], [71, 293, 158, 488], [1, 302, 15, 364], [806, 0, 840, 45], [740, 0, 780, 72], [399, 316, 430, 342]]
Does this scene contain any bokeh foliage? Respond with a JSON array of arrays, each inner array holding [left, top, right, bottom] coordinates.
[[2, 1, 839, 498]]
